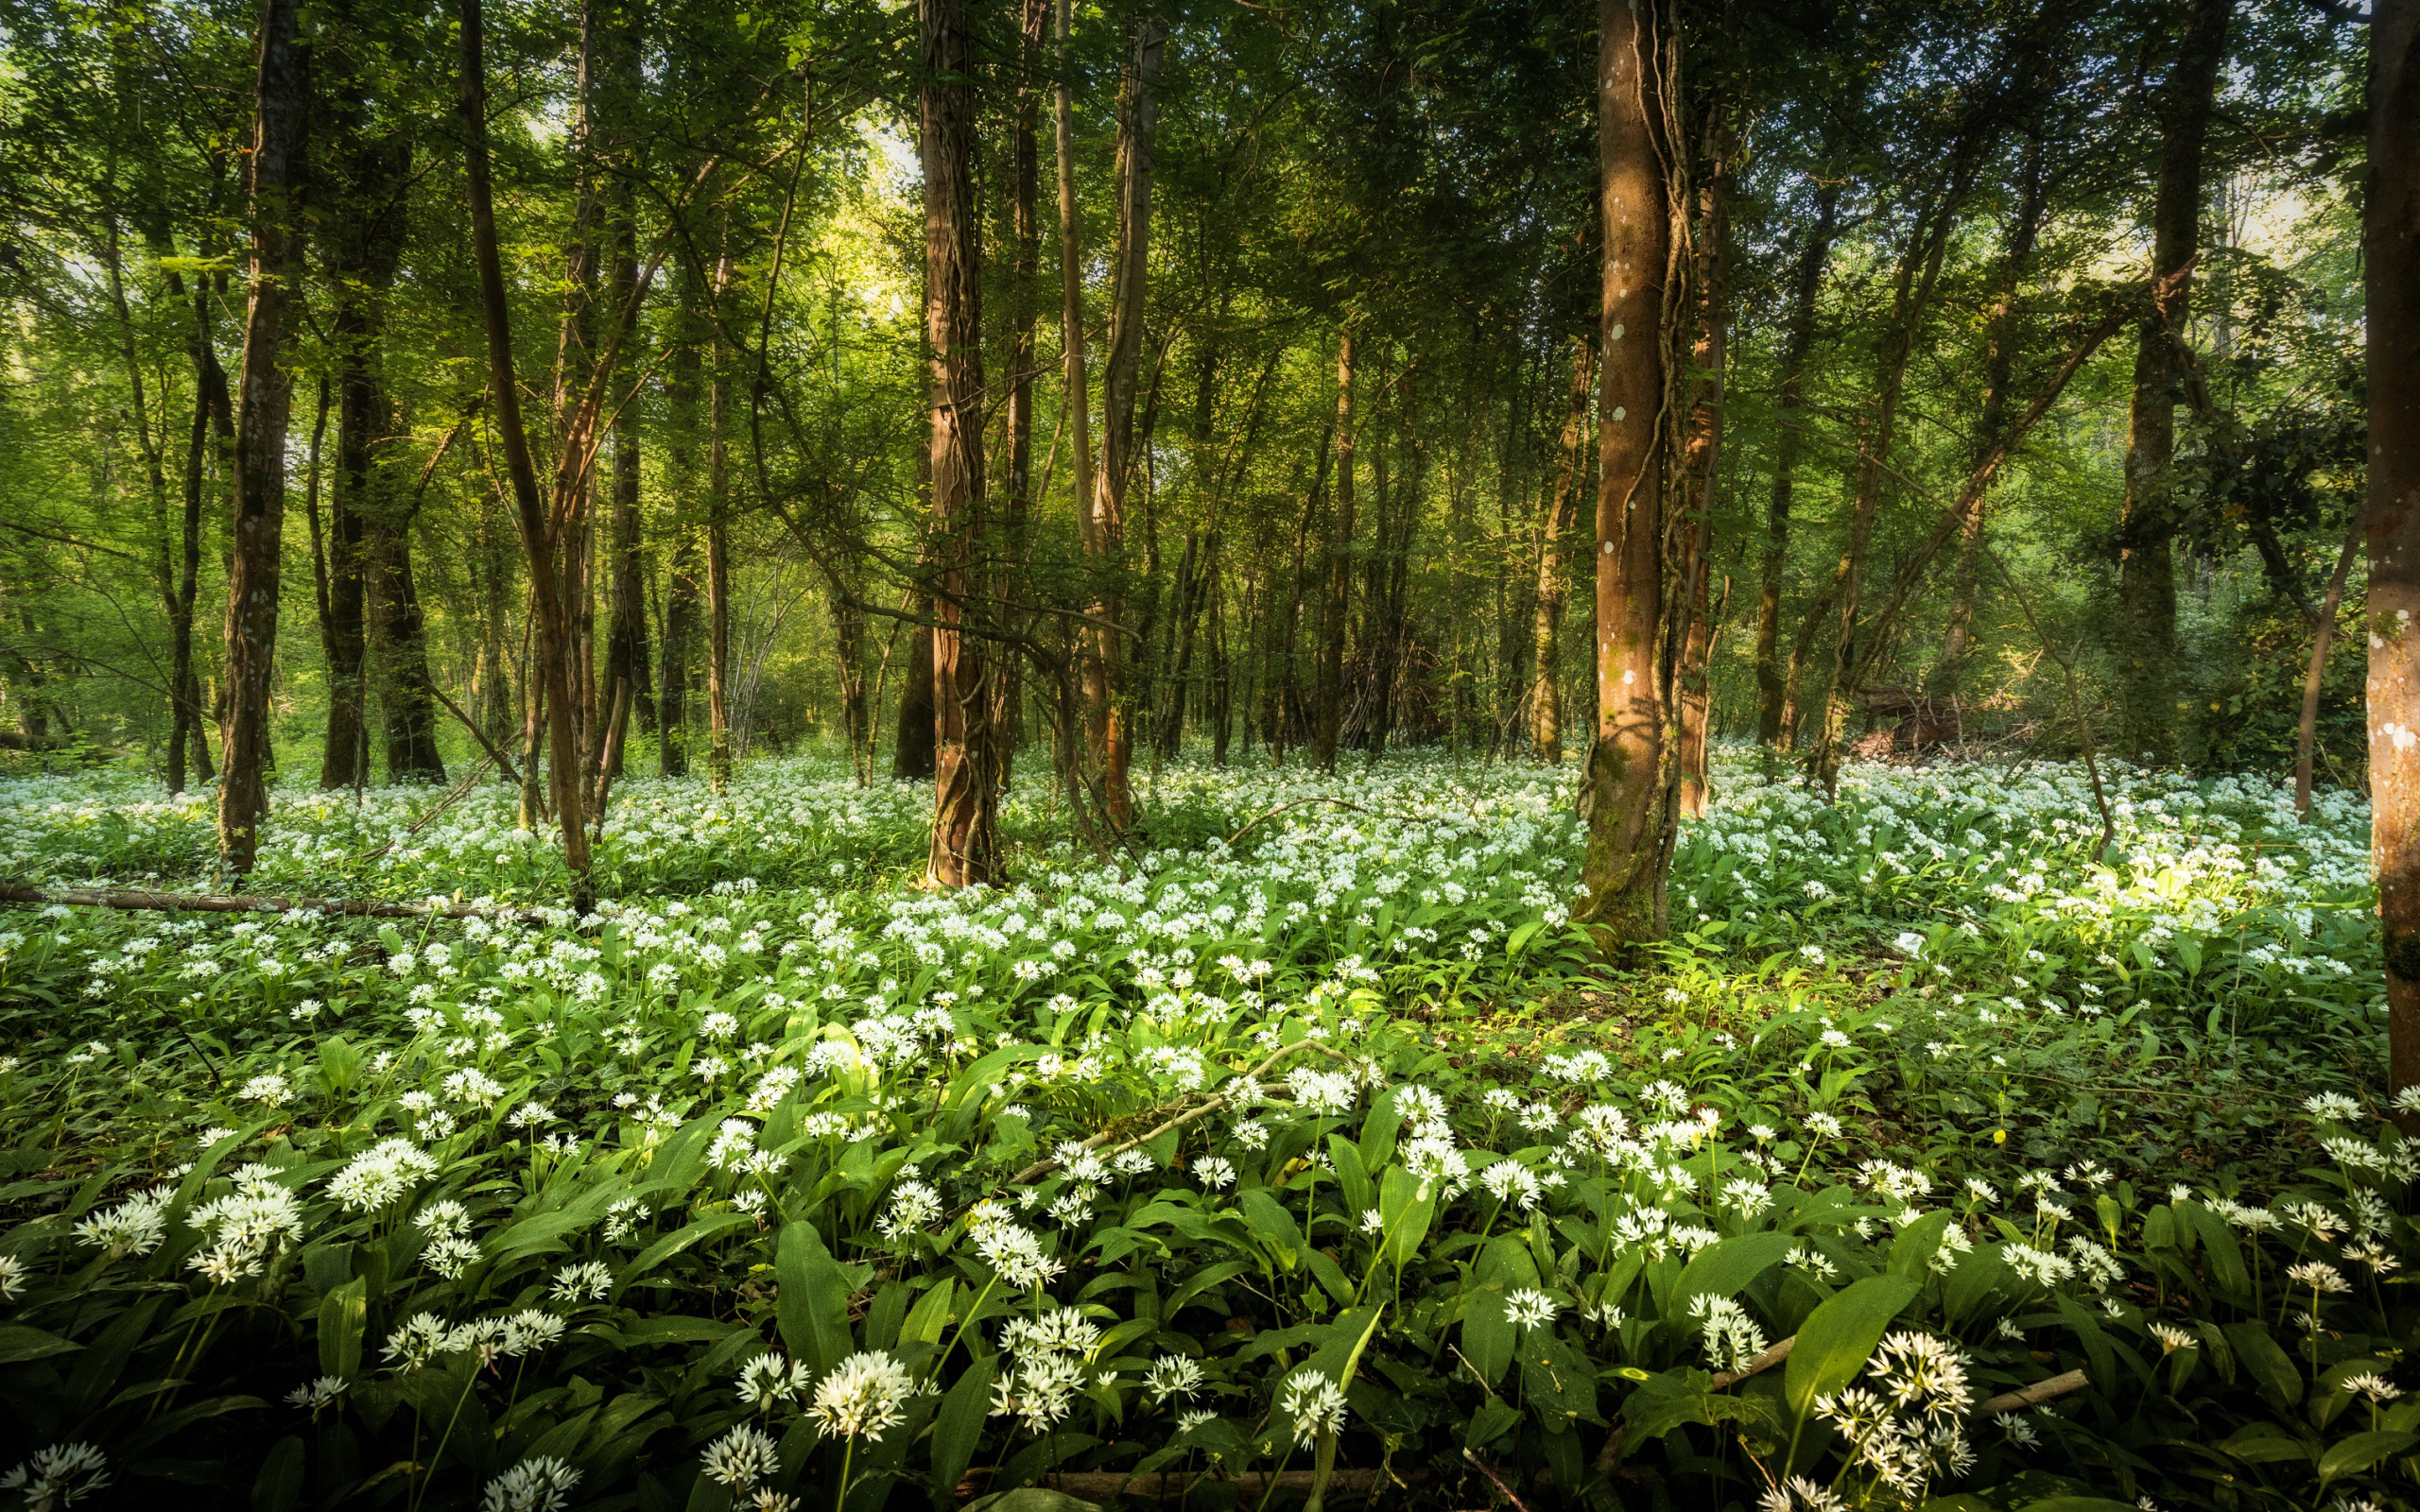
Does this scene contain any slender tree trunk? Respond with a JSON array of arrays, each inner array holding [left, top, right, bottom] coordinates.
[[1575, 0, 1672, 946], [2366, 0, 2420, 1108], [1370, 366, 1417, 764], [660, 533, 700, 778], [460, 0, 592, 896], [1082, 12, 1164, 823], [1676, 146, 1730, 817], [217, 0, 307, 875], [996, 0, 1046, 789], [1935, 131, 2051, 716], [2298, 514, 2363, 818], [1533, 336, 1594, 763], [605, 178, 653, 752], [922, 0, 994, 885], [371, 502, 445, 782], [1752, 186, 1836, 747], [1054, 0, 1099, 798], [2118, 0, 2230, 765], [661, 266, 702, 778], [1313, 327, 1356, 773], [706, 243, 734, 791]]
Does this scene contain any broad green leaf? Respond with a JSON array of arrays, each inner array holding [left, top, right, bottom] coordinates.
[[777, 1220, 854, 1375], [1462, 1396, 1521, 1449], [1238, 1187, 1305, 1265], [1886, 1210, 1954, 1279], [2319, 1429, 2418, 1486], [318, 1277, 367, 1381], [1783, 1275, 1916, 1416], [2223, 1321, 2302, 1411], [930, 1353, 997, 1499], [1461, 1288, 1514, 1386], [1672, 1231, 1798, 1313], [251, 1435, 306, 1512]]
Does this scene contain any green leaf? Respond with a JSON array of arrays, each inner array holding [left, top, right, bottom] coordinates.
[[1672, 1231, 1798, 1312], [1462, 1396, 1522, 1449], [930, 1352, 996, 1496], [2014, 1502, 2143, 1512], [251, 1435, 306, 1512], [2318, 1429, 2418, 1486], [619, 1211, 753, 1288], [1461, 1288, 1514, 1387], [1238, 1188, 1305, 1265], [960, 1490, 1098, 1512], [1886, 1210, 1955, 1279], [1165, 1259, 1251, 1318], [318, 1278, 367, 1381], [2223, 1320, 2302, 1411], [0, 1323, 79, 1365], [1783, 1275, 1917, 1417], [776, 1220, 854, 1375]]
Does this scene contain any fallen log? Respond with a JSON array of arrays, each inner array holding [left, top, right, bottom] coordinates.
[[0, 883, 554, 925]]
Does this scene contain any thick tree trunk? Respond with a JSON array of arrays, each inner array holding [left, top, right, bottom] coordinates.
[[1533, 337, 1594, 764], [216, 0, 307, 876], [2367, 0, 2420, 1108], [2117, 0, 2229, 765], [1312, 328, 1356, 773], [1676, 149, 1731, 817], [922, 0, 994, 885], [894, 615, 937, 780], [1083, 13, 1164, 824], [1752, 186, 1836, 747], [371, 506, 445, 782], [1574, 0, 1672, 948]]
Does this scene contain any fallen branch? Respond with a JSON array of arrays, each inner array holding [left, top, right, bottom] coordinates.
[[1462, 1448, 1537, 1512], [1222, 797, 1377, 850], [1979, 1367, 2088, 1416], [1003, 1039, 1355, 1187], [0, 883, 551, 925], [351, 752, 497, 865]]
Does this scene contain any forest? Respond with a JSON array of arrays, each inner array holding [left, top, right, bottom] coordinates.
[[0, 0, 2418, 1507]]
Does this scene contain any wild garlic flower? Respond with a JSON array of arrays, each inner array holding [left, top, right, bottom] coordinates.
[[1690, 1295, 1767, 1373], [327, 1139, 440, 1211], [989, 1353, 1083, 1431], [1504, 1288, 1558, 1330], [809, 1350, 914, 1441], [1279, 1370, 1348, 1446], [1192, 1158, 1236, 1191], [2288, 1260, 2353, 1297], [0, 1442, 109, 1509], [1759, 1474, 1847, 1512], [1867, 1332, 1973, 1420], [2148, 1322, 2194, 1352], [1000, 1307, 1102, 1361], [1144, 1354, 1204, 1403], [2344, 1370, 2403, 1404], [285, 1376, 347, 1410], [700, 1425, 782, 1491], [480, 1454, 580, 1512], [74, 1188, 170, 1259], [551, 1261, 614, 1303]]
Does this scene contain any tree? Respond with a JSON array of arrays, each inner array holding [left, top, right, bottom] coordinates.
[[922, 0, 994, 885], [2117, 0, 2230, 765], [2367, 0, 2420, 1105], [216, 0, 307, 877], [1574, 0, 1674, 947]]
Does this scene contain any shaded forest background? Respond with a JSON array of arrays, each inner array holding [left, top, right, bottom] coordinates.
[[0, 0, 2374, 804]]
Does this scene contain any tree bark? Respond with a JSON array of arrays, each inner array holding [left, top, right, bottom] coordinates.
[[922, 0, 994, 885], [2366, 0, 2420, 1109], [1752, 185, 1837, 747], [706, 241, 735, 791], [2117, 0, 2230, 766], [1082, 12, 1164, 823], [459, 0, 594, 899], [605, 175, 653, 752], [996, 0, 1047, 788], [1533, 337, 1594, 764], [1574, 0, 1672, 948], [1313, 327, 1356, 773], [216, 0, 307, 876], [1054, 0, 1099, 790], [1676, 144, 1731, 817]]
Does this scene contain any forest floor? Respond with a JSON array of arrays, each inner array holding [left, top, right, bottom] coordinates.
[[0, 745, 2400, 1511]]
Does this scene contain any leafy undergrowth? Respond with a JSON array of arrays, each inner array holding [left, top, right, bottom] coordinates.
[[0, 746, 2407, 1512]]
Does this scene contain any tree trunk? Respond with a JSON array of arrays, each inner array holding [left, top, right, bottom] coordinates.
[[1313, 327, 1356, 773], [1676, 145, 1731, 818], [1751, 186, 1836, 747], [2117, 0, 2230, 766], [660, 531, 700, 778], [1083, 12, 1164, 824], [1574, 0, 1672, 947], [605, 177, 653, 753], [2367, 0, 2420, 1109], [705, 247, 734, 791], [371, 502, 446, 782], [922, 0, 994, 885], [1801, 151, 1977, 789], [460, 0, 594, 899], [1935, 130, 2052, 713], [996, 0, 1047, 790], [1054, 0, 1099, 794], [216, 0, 307, 876], [1533, 337, 1594, 764]]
